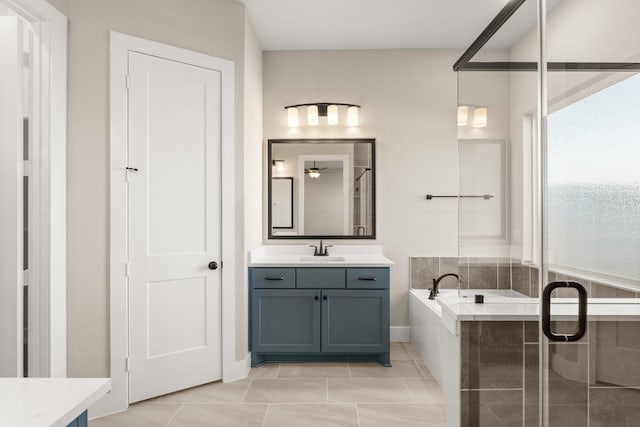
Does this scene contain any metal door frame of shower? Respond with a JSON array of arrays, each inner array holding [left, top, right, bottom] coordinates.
[[453, 0, 640, 73]]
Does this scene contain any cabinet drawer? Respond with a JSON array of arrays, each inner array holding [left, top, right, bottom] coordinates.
[[297, 268, 345, 289], [346, 268, 390, 289], [250, 268, 295, 288]]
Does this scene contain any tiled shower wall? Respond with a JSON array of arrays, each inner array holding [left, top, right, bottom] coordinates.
[[409, 257, 639, 299], [460, 320, 640, 427]]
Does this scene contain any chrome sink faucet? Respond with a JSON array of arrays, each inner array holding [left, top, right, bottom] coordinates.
[[428, 273, 460, 300], [310, 240, 332, 256]]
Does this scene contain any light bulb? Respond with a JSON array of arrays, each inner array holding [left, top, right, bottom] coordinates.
[[327, 105, 339, 125], [307, 105, 319, 126], [472, 107, 488, 128], [287, 107, 298, 127], [347, 106, 359, 126], [457, 105, 469, 126]]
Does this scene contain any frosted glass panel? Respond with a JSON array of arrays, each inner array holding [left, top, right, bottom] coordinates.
[[547, 73, 640, 282]]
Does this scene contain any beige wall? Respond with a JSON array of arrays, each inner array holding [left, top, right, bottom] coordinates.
[[263, 49, 462, 327], [56, 0, 253, 377], [241, 15, 263, 359]]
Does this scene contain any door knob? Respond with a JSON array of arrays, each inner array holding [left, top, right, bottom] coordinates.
[[208, 261, 218, 270]]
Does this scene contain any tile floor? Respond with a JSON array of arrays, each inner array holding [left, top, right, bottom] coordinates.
[[90, 342, 446, 427]]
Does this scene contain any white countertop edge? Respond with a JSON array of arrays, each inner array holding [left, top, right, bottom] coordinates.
[[0, 378, 111, 427], [249, 245, 395, 267], [249, 260, 395, 267], [55, 379, 111, 427]]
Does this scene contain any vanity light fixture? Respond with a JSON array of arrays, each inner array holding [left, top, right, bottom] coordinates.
[[285, 103, 361, 127], [457, 105, 488, 128], [272, 159, 285, 171]]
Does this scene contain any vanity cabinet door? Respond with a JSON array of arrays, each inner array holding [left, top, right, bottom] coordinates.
[[321, 289, 389, 353], [251, 289, 321, 353]]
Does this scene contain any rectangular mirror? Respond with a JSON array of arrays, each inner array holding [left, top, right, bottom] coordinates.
[[268, 139, 376, 239]]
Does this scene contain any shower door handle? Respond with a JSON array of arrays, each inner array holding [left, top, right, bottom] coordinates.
[[542, 281, 587, 342]]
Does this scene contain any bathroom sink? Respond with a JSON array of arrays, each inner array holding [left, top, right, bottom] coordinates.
[[298, 255, 346, 262]]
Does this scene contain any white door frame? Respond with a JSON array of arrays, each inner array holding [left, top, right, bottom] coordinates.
[[105, 31, 237, 416], [0, 0, 68, 378]]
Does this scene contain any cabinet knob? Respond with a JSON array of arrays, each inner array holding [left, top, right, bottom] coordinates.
[[323, 296, 328, 300], [314, 295, 319, 300]]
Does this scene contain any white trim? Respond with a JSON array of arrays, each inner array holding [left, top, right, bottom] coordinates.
[[390, 326, 410, 342], [102, 31, 236, 418], [224, 352, 251, 383], [0, 0, 68, 378]]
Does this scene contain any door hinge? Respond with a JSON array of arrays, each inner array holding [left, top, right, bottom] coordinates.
[[23, 52, 29, 68], [125, 262, 130, 277], [23, 270, 29, 287], [23, 160, 31, 176], [125, 74, 130, 89], [125, 357, 132, 372]]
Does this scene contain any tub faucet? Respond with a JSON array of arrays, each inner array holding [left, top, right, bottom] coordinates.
[[428, 273, 459, 300]]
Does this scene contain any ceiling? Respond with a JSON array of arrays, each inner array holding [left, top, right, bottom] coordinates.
[[240, 0, 558, 51]]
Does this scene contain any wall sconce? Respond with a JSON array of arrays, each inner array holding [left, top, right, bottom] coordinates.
[[457, 105, 488, 128], [272, 159, 285, 171], [285, 103, 361, 127]]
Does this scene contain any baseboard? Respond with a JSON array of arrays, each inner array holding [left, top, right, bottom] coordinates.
[[223, 352, 251, 383], [88, 387, 126, 421], [390, 326, 410, 342]]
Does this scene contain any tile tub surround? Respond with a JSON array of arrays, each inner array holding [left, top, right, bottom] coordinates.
[[409, 256, 638, 300], [91, 342, 446, 427], [410, 288, 640, 427], [410, 256, 534, 292]]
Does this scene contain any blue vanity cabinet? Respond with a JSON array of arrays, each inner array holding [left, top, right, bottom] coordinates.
[[250, 266, 390, 366], [66, 411, 88, 427], [250, 288, 321, 353], [321, 289, 389, 354]]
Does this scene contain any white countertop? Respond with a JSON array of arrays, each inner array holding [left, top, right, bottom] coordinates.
[[0, 378, 111, 427], [249, 245, 394, 267]]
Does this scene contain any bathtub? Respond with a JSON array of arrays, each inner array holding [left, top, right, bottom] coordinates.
[[409, 287, 640, 427], [409, 288, 535, 427]]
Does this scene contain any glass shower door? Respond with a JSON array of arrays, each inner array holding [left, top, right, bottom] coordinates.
[[540, 0, 640, 425]]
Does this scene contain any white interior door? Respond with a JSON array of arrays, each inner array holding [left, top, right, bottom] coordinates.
[[0, 16, 24, 378], [127, 51, 222, 403]]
